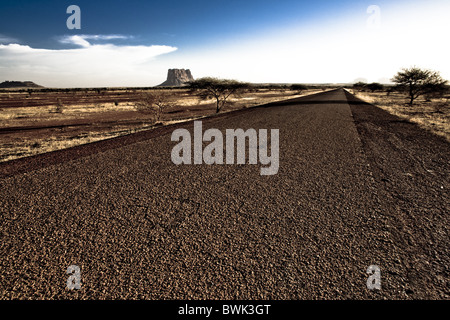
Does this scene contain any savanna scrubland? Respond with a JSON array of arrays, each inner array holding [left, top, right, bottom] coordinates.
[[0, 86, 323, 162], [1, 79, 448, 163]]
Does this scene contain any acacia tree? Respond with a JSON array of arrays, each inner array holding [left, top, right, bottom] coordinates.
[[391, 67, 447, 106], [353, 81, 367, 91], [290, 84, 308, 94], [188, 77, 250, 113], [366, 82, 384, 92]]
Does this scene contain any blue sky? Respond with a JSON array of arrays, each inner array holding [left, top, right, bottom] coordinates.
[[0, 0, 360, 48], [0, 0, 449, 87]]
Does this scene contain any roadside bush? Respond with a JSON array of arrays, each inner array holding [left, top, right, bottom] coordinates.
[[366, 82, 384, 92], [290, 84, 308, 94]]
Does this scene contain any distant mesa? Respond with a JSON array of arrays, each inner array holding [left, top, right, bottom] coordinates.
[[0, 81, 43, 89], [157, 69, 194, 87]]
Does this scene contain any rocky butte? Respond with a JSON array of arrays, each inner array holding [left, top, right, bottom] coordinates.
[[158, 69, 194, 87]]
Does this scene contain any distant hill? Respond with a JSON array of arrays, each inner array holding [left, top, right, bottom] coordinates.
[[0, 81, 43, 89]]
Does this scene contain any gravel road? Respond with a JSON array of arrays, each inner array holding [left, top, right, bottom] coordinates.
[[0, 89, 448, 299]]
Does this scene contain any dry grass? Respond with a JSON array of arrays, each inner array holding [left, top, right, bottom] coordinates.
[[352, 90, 450, 142], [0, 89, 319, 125], [0, 102, 137, 124], [0, 124, 159, 163]]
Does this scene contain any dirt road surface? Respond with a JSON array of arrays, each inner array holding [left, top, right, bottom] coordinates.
[[0, 89, 448, 299]]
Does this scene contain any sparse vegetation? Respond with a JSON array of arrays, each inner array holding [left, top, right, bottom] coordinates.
[[353, 81, 367, 91], [354, 90, 449, 141], [0, 87, 323, 162], [290, 84, 308, 94], [392, 67, 448, 106], [188, 77, 250, 113], [54, 99, 65, 113], [366, 82, 384, 92], [134, 90, 177, 121]]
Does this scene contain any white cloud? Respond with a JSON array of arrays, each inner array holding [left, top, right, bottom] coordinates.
[[60, 35, 91, 48], [78, 35, 130, 40], [59, 34, 133, 47], [0, 35, 177, 87]]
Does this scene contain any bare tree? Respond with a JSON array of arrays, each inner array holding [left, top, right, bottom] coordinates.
[[188, 77, 250, 113], [391, 67, 448, 106], [135, 90, 176, 121]]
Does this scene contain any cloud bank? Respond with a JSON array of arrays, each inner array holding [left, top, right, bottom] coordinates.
[[0, 35, 177, 87]]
